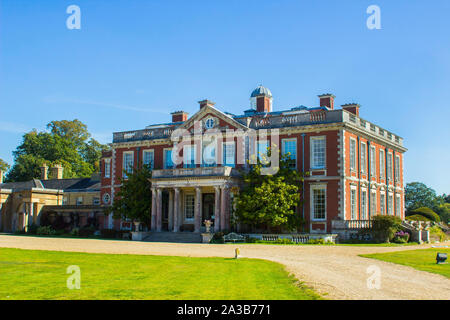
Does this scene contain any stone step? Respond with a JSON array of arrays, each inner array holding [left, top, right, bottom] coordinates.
[[143, 232, 202, 243]]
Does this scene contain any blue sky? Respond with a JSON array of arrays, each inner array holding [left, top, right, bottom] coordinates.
[[0, 0, 449, 194]]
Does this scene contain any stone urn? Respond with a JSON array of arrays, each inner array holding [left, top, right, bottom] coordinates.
[[204, 220, 212, 233], [134, 221, 140, 232]]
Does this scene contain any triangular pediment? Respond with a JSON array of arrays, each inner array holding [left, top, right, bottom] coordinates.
[[177, 105, 248, 132]]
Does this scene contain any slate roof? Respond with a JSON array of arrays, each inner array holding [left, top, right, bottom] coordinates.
[[0, 176, 100, 192]]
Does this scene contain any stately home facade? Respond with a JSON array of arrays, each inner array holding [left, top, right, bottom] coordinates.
[[100, 86, 406, 235]]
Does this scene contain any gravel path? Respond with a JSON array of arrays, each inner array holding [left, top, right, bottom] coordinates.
[[0, 234, 449, 300]]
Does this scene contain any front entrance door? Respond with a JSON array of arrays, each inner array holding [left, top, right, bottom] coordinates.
[[202, 193, 215, 225]]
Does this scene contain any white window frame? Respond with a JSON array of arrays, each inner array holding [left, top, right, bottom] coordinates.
[[370, 146, 376, 177], [370, 190, 377, 217], [93, 197, 100, 205], [360, 142, 367, 174], [143, 149, 154, 169], [387, 152, 393, 180], [183, 144, 196, 168], [350, 138, 356, 171], [184, 193, 195, 221], [63, 196, 68, 205], [360, 189, 367, 220], [104, 159, 111, 178], [122, 151, 134, 179], [395, 155, 400, 182], [380, 192, 386, 215], [163, 148, 174, 169], [281, 138, 297, 168], [76, 196, 83, 205], [310, 184, 326, 221], [310, 136, 326, 169], [396, 194, 401, 217], [223, 141, 235, 167], [350, 186, 357, 220], [202, 139, 217, 167], [103, 193, 111, 205], [388, 193, 394, 215], [379, 150, 385, 178]]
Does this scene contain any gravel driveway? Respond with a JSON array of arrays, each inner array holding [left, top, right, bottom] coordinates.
[[0, 234, 449, 300]]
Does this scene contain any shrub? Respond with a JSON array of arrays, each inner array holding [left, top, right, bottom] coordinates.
[[429, 225, 447, 242], [408, 207, 440, 222], [393, 230, 410, 243], [36, 226, 56, 236], [406, 215, 430, 222], [101, 228, 117, 239], [27, 224, 38, 235], [70, 228, 80, 236], [307, 238, 325, 244], [79, 226, 96, 237], [210, 232, 224, 244], [371, 215, 402, 243]]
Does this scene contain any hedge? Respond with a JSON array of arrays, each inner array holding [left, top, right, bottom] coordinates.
[[408, 207, 440, 222]]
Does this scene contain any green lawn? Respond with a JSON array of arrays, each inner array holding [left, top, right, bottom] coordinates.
[[361, 248, 450, 278], [0, 248, 320, 300]]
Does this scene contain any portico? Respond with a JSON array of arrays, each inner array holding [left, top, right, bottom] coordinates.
[[150, 167, 239, 233]]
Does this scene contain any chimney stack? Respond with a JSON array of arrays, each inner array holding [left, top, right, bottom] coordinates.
[[198, 99, 215, 109], [342, 103, 361, 116], [171, 111, 189, 123], [40, 164, 48, 180], [50, 164, 63, 180], [318, 94, 335, 110]]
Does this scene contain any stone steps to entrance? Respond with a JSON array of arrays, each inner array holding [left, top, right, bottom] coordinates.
[[143, 232, 202, 243]]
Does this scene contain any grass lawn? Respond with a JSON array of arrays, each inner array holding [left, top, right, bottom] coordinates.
[[361, 248, 450, 279], [0, 248, 320, 300]]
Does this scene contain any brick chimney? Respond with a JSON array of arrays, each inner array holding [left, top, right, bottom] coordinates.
[[50, 164, 63, 180], [318, 94, 335, 110], [198, 99, 215, 109], [171, 111, 189, 122], [40, 164, 48, 180], [342, 103, 360, 116]]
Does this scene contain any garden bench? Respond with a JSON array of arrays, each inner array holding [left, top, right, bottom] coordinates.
[[224, 232, 245, 243]]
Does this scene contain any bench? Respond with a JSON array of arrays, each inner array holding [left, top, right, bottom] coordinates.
[[224, 232, 245, 243]]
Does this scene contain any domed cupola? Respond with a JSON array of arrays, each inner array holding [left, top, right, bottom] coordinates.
[[250, 85, 273, 113]]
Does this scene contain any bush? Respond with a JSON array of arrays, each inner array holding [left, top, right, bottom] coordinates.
[[210, 232, 225, 244], [36, 226, 56, 236], [393, 230, 410, 243], [101, 228, 117, 239], [70, 228, 80, 236], [371, 215, 402, 243], [27, 224, 38, 235], [79, 226, 96, 237], [307, 238, 325, 244], [429, 225, 447, 242], [406, 215, 430, 222], [408, 207, 440, 222]]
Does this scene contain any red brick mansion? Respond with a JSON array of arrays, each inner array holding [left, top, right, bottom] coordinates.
[[99, 86, 406, 236]]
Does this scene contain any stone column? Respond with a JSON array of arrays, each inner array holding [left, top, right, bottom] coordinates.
[[168, 189, 174, 231], [156, 188, 162, 232], [220, 185, 228, 231], [194, 187, 201, 233], [173, 188, 180, 232], [151, 187, 157, 231], [214, 186, 221, 232]]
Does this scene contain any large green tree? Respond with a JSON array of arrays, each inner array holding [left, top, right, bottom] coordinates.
[[405, 182, 443, 211], [0, 158, 9, 172], [106, 165, 152, 226], [6, 120, 109, 182], [235, 148, 305, 232]]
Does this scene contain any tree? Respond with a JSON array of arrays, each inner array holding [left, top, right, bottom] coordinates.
[[105, 165, 152, 226], [6, 120, 109, 182], [405, 182, 443, 211], [0, 158, 10, 172], [407, 207, 441, 222], [235, 148, 306, 232], [435, 203, 450, 224]]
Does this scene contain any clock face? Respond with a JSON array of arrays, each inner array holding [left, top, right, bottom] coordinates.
[[205, 118, 215, 129]]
